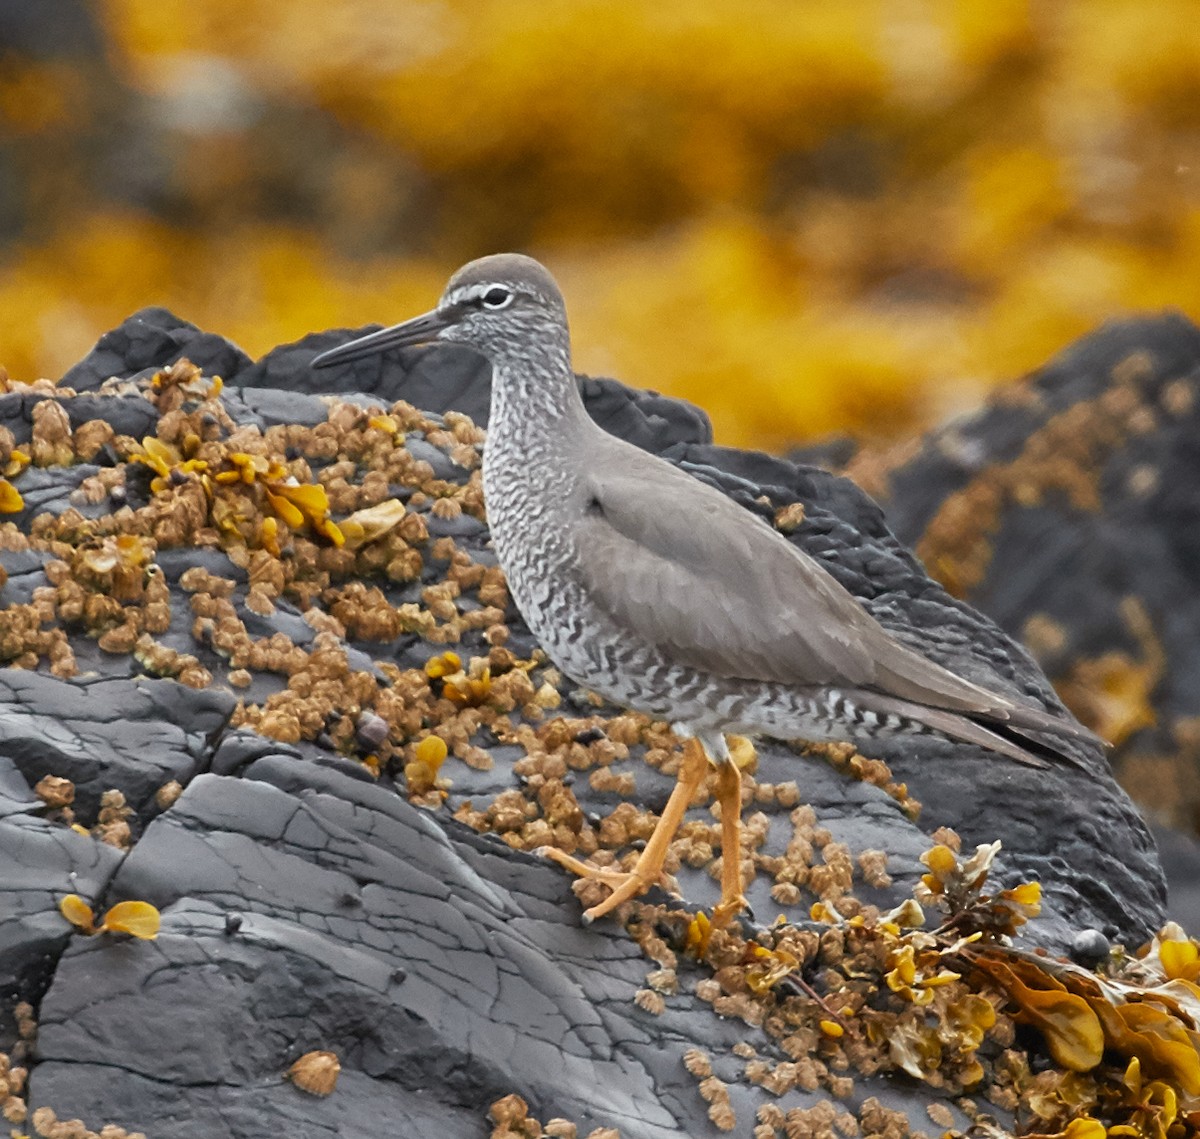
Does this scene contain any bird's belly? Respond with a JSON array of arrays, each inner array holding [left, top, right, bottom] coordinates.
[[521, 598, 758, 728], [513, 586, 889, 746], [509, 571, 887, 747]]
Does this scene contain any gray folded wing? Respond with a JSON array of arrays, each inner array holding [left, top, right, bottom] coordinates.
[[575, 450, 1084, 737]]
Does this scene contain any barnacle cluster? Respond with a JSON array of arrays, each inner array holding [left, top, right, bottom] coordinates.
[[0, 359, 523, 782], [850, 346, 1194, 828], [621, 839, 1200, 1139], [488, 1092, 618, 1139], [904, 352, 1190, 605], [0, 1035, 29, 1129], [851, 352, 1180, 790]]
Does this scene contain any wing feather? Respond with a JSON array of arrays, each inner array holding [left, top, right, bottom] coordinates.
[[575, 453, 1035, 720]]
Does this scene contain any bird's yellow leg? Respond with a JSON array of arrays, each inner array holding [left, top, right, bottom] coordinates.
[[710, 757, 748, 928], [540, 736, 710, 923]]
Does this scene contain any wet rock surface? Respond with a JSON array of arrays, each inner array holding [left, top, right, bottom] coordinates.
[[0, 309, 1176, 1137]]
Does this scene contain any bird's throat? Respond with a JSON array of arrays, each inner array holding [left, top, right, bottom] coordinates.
[[486, 351, 591, 457]]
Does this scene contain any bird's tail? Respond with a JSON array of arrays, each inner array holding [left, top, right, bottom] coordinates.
[[843, 688, 1098, 772], [869, 639, 1106, 758]]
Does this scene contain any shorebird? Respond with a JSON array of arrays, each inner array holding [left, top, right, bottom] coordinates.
[[312, 253, 1100, 926]]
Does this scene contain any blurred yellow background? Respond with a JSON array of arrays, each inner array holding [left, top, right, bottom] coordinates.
[[1, 0, 1198, 451]]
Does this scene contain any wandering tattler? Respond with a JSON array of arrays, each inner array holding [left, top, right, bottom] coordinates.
[[312, 253, 1101, 925]]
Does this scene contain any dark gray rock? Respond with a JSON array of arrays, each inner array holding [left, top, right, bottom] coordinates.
[[60, 307, 253, 392], [4, 465, 107, 530], [31, 759, 696, 1137], [849, 313, 1200, 925], [229, 385, 343, 430], [0, 758, 37, 819], [28, 757, 969, 1138], [0, 548, 52, 605], [0, 672, 234, 819], [579, 375, 712, 453], [0, 309, 1176, 1137], [242, 331, 494, 424], [870, 314, 1200, 727], [0, 799, 124, 1048]]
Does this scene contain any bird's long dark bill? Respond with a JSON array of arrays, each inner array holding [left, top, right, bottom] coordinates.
[[311, 308, 452, 368]]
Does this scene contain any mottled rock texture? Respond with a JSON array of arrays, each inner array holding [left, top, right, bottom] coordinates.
[[0, 308, 1181, 1138]]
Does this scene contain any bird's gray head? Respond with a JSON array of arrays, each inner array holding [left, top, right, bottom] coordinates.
[[311, 253, 570, 371]]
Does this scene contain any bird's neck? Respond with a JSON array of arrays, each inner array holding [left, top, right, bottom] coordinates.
[[487, 338, 591, 453]]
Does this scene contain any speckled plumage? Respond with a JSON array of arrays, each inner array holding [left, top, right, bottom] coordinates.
[[315, 253, 1100, 771]]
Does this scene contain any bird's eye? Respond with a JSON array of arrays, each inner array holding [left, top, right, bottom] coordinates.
[[480, 287, 513, 309]]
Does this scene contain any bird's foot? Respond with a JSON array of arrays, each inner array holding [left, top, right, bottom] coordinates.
[[539, 736, 713, 923], [537, 847, 671, 922], [710, 891, 750, 930]]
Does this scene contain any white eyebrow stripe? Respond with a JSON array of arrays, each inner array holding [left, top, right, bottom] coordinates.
[[446, 283, 508, 307]]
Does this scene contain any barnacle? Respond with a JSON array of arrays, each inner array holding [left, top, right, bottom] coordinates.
[[29, 399, 74, 466], [72, 534, 153, 600], [287, 1051, 340, 1097], [33, 774, 74, 809]]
